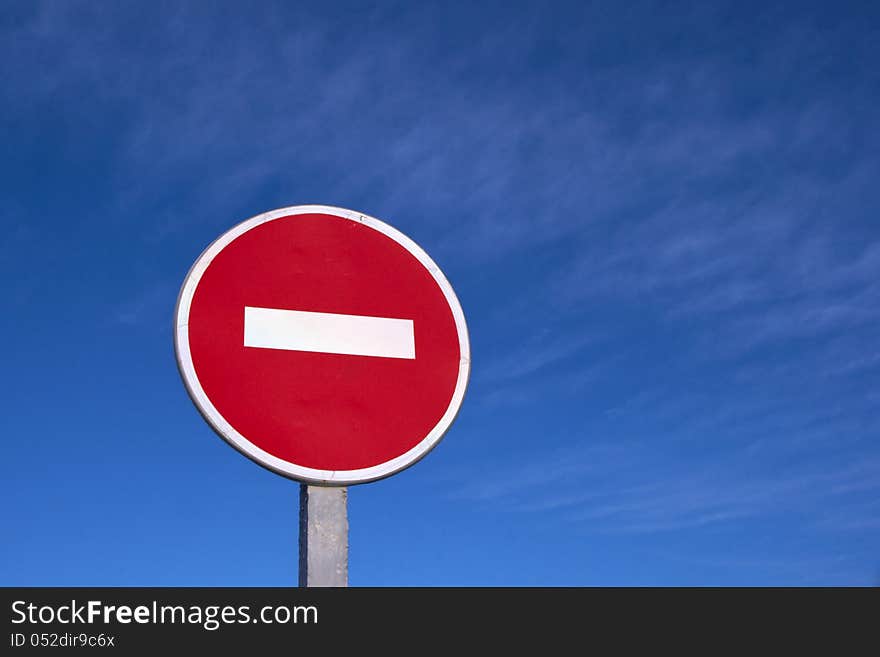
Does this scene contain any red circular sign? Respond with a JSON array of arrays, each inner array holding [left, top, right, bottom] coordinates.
[[174, 206, 470, 484]]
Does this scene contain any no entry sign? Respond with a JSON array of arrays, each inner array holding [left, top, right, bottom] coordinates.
[[174, 205, 470, 485]]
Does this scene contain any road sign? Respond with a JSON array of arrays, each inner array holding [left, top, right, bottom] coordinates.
[[174, 205, 470, 485]]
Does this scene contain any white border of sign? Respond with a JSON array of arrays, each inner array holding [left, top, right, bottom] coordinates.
[[174, 205, 471, 486]]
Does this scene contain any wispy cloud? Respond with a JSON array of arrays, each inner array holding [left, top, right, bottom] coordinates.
[[448, 439, 880, 539], [477, 331, 598, 386]]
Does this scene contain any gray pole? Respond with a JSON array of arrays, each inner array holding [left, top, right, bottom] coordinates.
[[298, 484, 349, 587]]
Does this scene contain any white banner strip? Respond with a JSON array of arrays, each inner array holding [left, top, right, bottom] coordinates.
[[243, 306, 415, 359]]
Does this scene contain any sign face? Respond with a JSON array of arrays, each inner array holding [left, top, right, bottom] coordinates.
[[174, 205, 470, 485]]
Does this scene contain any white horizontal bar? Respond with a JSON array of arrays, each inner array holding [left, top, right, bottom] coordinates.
[[243, 306, 415, 359]]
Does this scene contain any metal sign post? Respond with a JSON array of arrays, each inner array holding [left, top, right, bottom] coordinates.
[[299, 485, 348, 587]]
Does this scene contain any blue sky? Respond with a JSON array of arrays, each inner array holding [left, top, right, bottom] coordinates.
[[2, 1, 879, 586]]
